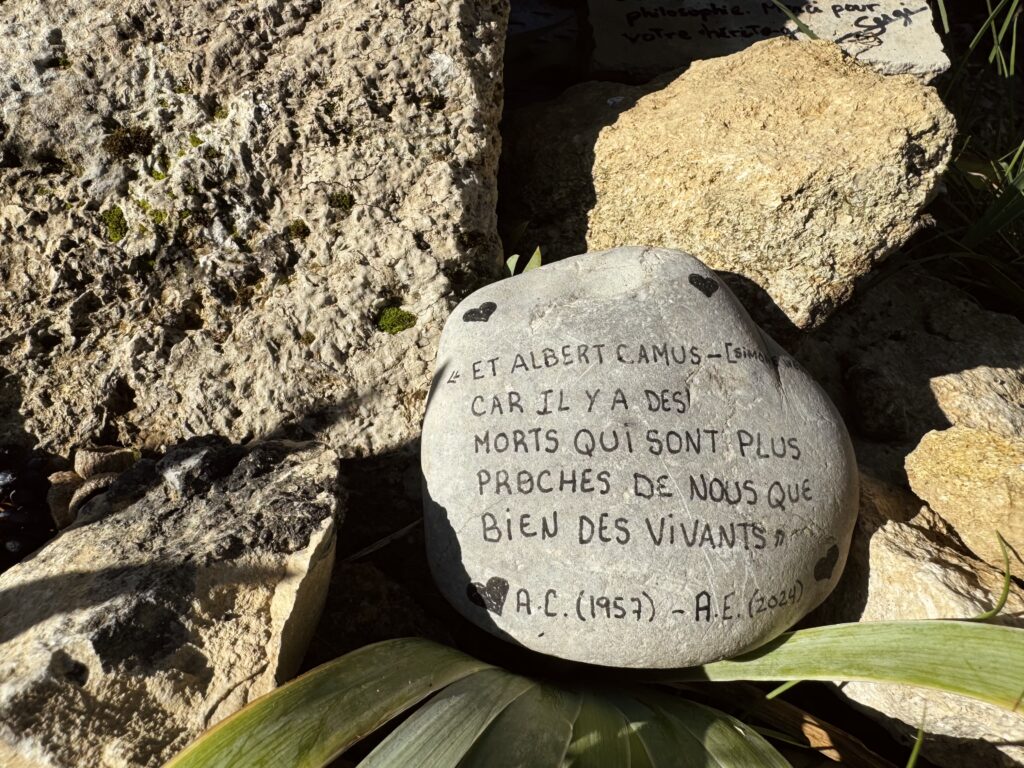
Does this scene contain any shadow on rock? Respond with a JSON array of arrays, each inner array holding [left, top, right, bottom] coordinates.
[[498, 78, 653, 263], [794, 269, 1024, 487]]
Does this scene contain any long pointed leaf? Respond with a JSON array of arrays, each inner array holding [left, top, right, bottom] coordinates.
[[359, 668, 536, 768], [610, 694, 692, 767], [675, 681, 896, 768], [165, 639, 491, 768], [672, 621, 1024, 711], [563, 692, 632, 768], [641, 692, 793, 768], [458, 685, 581, 768]]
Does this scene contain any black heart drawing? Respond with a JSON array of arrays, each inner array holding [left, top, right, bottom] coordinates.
[[467, 576, 509, 616], [814, 544, 840, 582], [463, 301, 497, 323], [688, 273, 719, 298]]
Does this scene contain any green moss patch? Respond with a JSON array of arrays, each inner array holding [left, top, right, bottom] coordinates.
[[328, 190, 355, 215], [376, 306, 417, 335], [287, 219, 311, 240], [101, 206, 128, 242], [102, 125, 156, 159]]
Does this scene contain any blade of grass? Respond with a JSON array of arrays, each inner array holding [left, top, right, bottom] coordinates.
[[769, 0, 819, 40], [1010, 10, 1019, 76], [935, 0, 950, 34], [766, 680, 802, 700], [972, 533, 1013, 621], [904, 708, 927, 768], [944, 0, 1015, 95], [987, 0, 1021, 71], [342, 519, 422, 562]]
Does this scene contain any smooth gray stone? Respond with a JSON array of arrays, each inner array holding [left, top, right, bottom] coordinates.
[[422, 246, 858, 668], [589, 0, 949, 81]]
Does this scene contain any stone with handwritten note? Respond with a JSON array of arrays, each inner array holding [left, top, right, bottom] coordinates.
[[590, 0, 949, 81], [421, 246, 859, 668]]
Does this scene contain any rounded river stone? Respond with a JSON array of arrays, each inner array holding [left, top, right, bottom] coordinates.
[[421, 246, 858, 668]]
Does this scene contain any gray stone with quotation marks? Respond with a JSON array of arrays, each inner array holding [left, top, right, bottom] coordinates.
[[422, 246, 859, 668]]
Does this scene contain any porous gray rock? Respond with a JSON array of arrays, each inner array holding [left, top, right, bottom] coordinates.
[[421, 246, 858, 668], [811, 474, 1024, 768], [500, 38, 955, 330], [0, 437, 339, 768], [0, 0, 507, 457]]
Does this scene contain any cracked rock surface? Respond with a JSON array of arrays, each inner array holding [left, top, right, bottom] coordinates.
[[0, 0, 507, 456], [0, 437, 339, 768]]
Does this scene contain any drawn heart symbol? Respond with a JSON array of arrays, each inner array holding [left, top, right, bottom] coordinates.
[[688, 273, 719, 298], [466, 576, 509, 615], [462, 301, 497, 322], [813, 544, 840, 582]]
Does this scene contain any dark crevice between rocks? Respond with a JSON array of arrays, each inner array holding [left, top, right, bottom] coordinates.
[[0, 371, 63, 576]]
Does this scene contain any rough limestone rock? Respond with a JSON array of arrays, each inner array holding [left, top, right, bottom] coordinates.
[[811, 474, 1024, 768], [906, 426, 1024, 569], [422, 246, 858, 668], [586, 39, 955, 328], [73, 445, 138, 480], [0, 437, 339, 768], [0, 0, 507, 457], [66, 471, 119, 520], [46, 470, 83, 528], [795, 271, 1024, 485]]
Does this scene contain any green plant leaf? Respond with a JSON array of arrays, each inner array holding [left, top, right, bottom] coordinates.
[[640, 692, 793, 768], [563, 692, 633, 768], [459, 685, 581, 768], [360, 667, 536, 767], [935, 0, 950, 33], [673, 621, 1024, 711], [768, 0, 819, 39], [608, 695, 675, 768], [962, 168, 1024, 248], [168, 623, 1024, 768], [506, 246, 543, 276], [164, 638, 491, 768], [972, 532, 1013, 621], [524, 246, 543, 272], [905, 707, 927, 768]]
